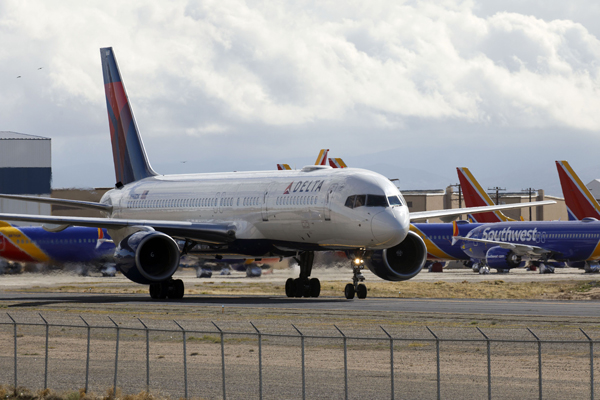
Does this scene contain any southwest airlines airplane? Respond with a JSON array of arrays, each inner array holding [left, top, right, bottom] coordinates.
[[0, 48, 554, 300], [0, 222, 114, 272]]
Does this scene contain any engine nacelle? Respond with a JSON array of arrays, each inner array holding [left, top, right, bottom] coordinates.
[[114, 231, 181, 284], [365, 231, 427, 281], [485, 246, 522, 269]]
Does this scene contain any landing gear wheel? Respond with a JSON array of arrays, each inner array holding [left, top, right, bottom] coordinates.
[[285, 278, 295, 297], [149, 283, 166, 299], [170, 279, 184, 299], [294, 279, 304, 298], [344, 283, 355, 300], [356, 283, 367, 299], [309, 278, 321, 298]]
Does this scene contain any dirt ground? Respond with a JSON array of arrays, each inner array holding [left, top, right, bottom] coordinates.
[[0, 267, 599, 399]]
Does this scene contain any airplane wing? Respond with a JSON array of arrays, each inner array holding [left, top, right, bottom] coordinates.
[[451, 235, 549, 257], [0, 213, 235, 244], [409, 200, 556, 222], [0, 194, 112, 212]]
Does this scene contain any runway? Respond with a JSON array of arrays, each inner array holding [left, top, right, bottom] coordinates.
[[2, 291, 599, 318]]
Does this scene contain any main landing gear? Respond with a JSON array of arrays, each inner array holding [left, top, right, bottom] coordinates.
[[285, 252, 321, 298], [149, 278, 185, 299], [344, 257, 368, 300]]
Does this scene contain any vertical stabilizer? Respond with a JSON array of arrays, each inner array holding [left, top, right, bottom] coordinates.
[[456, 167, 513, 223], [555, 161, 600, 220], [314, 149, 329, 166], [100, 47, 157, 186]]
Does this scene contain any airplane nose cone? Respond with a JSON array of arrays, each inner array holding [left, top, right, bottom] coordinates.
[[371, 208, 408, 247]]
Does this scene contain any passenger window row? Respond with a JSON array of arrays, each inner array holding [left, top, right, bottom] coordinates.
[[276, 196, 318, 206]]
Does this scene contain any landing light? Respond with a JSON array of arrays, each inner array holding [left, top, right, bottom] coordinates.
[[353, 258, 363, 265]]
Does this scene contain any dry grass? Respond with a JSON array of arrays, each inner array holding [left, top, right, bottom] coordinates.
[[12, 279, 600, 300], [0, 386, 177, 400]]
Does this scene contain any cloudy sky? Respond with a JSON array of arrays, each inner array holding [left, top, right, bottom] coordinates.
[[2, 0, 600, 196]]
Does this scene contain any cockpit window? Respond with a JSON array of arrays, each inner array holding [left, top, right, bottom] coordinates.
[[387, 195, 403, 206], [346, 194, 391, 208], [355, 195, 366, 207], [367, 195, 388, 207], [345, 195, 356, 208]]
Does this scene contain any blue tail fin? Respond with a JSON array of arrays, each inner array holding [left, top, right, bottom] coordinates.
[[100, 47, 157, 186]]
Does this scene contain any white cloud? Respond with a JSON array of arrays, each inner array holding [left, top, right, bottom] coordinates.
[[1, 0, 600, 188]]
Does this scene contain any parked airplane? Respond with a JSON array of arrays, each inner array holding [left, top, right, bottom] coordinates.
[[452, 217, 600, 273], [0, 221, 114, 273], [0, 47, 555, 300], [555, 160, 600, 221]]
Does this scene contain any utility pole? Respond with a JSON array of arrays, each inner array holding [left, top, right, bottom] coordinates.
[[522, 187, 537, 221], [488, 186, 506, 205], [449, 183, 462, 208]]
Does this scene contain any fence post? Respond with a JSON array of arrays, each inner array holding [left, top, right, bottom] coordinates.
[[38, 314, 49, 389], [7, 313, 17, 390], [292, 325, 306, 400], [527, 328, 542, 400], [380, 326, 395, 400], [109, 317, 120, 397], [212, 322, 226, 400], [580, 328, 594, 400], [426, 326, 441, 400], [80, 316, 91, 394], [334, 325, 348, 400], [174, 321, 188, 399], [137, 318, 150, 393], [476, 327, 492, 400], [250, 322, 263, 400]]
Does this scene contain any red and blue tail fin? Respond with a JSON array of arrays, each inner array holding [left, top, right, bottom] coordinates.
[[314, 149, 329, 166], [100, 47, 157, 186], [457, 167, 514, 223], [555, 160, 600, 220]]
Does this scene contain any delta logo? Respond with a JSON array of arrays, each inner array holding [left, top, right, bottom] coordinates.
[[283, 180, 325, 194]]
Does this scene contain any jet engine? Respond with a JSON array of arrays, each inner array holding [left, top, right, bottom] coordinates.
[[365, 231, 427, 281], [485, 246, 522, 269], [114, 231, 181, 284]]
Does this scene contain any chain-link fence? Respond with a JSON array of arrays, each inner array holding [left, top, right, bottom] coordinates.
[[0, 313, 597, 399]]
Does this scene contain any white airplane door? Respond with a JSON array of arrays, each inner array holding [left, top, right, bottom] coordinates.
[[262, 182, 277, 221], [325, 183, 338, 221]]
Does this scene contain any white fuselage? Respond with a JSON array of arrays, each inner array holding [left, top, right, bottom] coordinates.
[[100, 166, 409, 253]]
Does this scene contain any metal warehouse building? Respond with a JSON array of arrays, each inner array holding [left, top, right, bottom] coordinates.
[[0, 131, 51, 217]]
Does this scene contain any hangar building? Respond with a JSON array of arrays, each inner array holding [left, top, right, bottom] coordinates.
[[0, 131, 51, 218]]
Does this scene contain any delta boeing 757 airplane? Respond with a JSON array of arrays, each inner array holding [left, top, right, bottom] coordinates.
[[0, 48, 554, 300]]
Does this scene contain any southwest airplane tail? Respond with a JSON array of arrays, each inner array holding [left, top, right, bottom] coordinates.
[[457, 167, 515, 223], [314, 149, 329, 166], [555, 160, 600, 220], [101, 47, 157, 186]]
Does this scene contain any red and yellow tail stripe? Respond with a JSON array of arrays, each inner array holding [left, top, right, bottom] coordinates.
[[457, 167, 513, 222], [314, 149, 329, 166], [556, 160, 600, 220], [0, 226, 50, 263]]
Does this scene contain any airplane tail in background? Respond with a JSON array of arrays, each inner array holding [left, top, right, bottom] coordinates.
[[277, 164, 292, 170], [314, 149, 329, 166], [456, 167, 514, 223], [555, 160, 600, 220], [100, 47, 157, 186], [329, 158, 347, 168]]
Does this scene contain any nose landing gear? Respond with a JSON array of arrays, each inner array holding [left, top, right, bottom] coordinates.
[[344, 257, 367, 299]]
